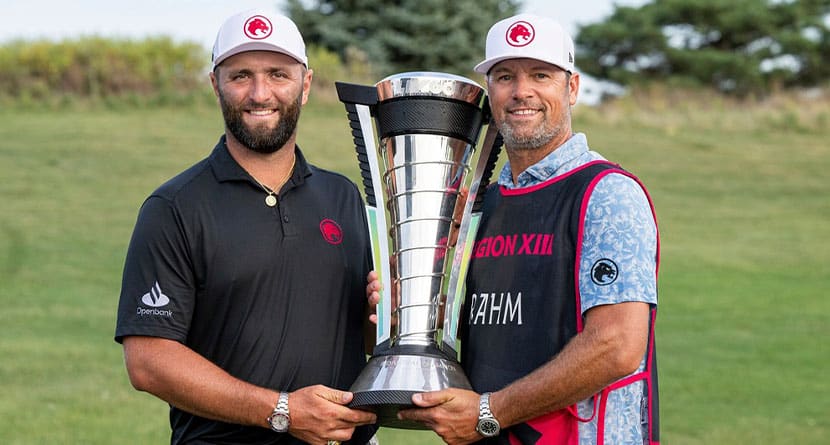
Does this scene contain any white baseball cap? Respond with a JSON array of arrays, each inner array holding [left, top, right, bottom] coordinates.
[[211, 8, 308, 70], [474, 14, 575, 74]]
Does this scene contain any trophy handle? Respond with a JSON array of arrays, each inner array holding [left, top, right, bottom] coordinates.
[[441, 117, 503, 355], [335, 82, 393, 345]]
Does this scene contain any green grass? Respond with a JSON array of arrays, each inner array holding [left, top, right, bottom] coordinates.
[[0, 93, 827, 444]]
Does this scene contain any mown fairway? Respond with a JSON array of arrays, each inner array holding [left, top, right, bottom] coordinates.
[[0, 93, 827, 444]]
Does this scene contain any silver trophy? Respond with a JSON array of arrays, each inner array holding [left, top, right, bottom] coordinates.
[[337, 72, 502, 429]]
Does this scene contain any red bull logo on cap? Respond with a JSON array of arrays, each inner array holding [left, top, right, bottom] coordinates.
[[506, 21, 535, 47], [244, 15, 272, 40]]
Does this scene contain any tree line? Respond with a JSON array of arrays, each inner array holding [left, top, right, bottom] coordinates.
[[2, 0, 826, 105], [292, 0, 828, 97], [0, 37, 207, 105], [576, 0, 830, 97]]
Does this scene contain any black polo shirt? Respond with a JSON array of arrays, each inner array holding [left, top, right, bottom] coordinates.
[[115, 136, 375, 444]]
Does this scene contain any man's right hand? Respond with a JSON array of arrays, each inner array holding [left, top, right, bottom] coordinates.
[[287, 385, 377, 444]]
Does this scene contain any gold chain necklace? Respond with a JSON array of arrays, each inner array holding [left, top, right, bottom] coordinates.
[[250, 155, 296, 207]]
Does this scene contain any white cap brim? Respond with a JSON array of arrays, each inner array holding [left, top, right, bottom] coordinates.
[[213, 42, 307, 70]]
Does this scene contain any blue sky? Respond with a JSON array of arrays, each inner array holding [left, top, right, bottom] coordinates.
[[1, 0, 645, 49]]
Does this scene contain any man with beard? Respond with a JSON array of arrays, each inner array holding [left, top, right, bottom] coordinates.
[[369, 13, 660, 445], [115, 8, 377, 445]]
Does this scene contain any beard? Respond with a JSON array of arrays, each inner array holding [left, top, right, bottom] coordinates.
[[497, 84, 572, 152], [498, 116, 561, 151], [218, 87, 303, 154]]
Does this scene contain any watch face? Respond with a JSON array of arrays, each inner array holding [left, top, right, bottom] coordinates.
[[477, 418, 500, 437], [270, 413, 290, 432]]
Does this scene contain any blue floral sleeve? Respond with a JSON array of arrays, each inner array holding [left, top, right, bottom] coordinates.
[[578, 173, 657, 314]]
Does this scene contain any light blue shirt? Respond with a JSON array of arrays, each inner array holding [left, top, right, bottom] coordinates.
[[498, 132, 658, 445]]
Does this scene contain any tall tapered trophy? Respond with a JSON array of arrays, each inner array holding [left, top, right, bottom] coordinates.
[[336, 72, 502, 429]]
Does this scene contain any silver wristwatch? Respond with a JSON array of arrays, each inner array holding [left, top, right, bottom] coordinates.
[[475, 392, 500, 437], [267, 391, 290, 433]]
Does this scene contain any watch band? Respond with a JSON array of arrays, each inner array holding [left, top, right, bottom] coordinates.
[[267, 391, 290, 432], [276, 391, 289, 413], [479, 392, 494, 418], [476, 392, 501, 437]]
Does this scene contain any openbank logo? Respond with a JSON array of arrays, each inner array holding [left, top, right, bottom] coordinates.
[[141, 281, 170, 307]]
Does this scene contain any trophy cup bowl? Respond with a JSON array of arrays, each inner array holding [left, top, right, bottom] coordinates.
[[337, 72, 499, 429]]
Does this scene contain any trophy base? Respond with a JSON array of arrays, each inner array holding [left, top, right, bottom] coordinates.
[[352, 390, 426, 430], [348, 353, 472, 429]]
